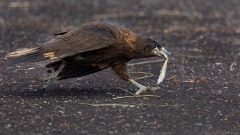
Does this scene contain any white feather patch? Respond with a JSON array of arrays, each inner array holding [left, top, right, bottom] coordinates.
[[5, 48, 35, 59]]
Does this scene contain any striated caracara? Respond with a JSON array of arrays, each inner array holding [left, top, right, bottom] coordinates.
[[5, 22, 170, 95]]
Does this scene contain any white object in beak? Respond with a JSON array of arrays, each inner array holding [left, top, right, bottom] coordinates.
[[157, 47, 169, 85], [162, 47, 171, 55]]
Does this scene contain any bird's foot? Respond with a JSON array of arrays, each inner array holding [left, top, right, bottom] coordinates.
[[42, 62, 65, 88], [128, 79, 161, 95], [42, 73, 59, 82], [135, 86, 160, 95], [42, 74, 60, 88], [41, 70, 58, 88], [135, 86, 150, 95]]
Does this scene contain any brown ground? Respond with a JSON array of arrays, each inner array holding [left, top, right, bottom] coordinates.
[[0, 0, 240, 134]]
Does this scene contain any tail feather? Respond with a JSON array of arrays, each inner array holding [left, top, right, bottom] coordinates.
[[5, 48, 49, 64]]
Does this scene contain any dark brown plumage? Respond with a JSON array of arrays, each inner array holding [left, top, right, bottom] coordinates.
[[5, 22, 170, 95]]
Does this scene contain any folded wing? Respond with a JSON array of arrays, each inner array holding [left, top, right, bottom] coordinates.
[[5, 26, 115, 63]]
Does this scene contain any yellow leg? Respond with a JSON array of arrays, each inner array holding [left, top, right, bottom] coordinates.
[[129, 79, 160, 95], [43, 61, 65, 87]]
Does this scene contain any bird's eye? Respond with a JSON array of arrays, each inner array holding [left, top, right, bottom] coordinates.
[[153, 47, 159, 54], [152, 43, 157, 48]]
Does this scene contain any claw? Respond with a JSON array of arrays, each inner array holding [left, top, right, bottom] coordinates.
[[42, 61, 65, 87], [135, 86, 150, 95], [129, 79, 160, 95]]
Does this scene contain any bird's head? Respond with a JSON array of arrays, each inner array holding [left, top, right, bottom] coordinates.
[[143, 38, 170, 85], [143, 38, 171, 57]]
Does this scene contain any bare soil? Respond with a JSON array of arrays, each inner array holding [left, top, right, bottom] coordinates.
[[0, 0, 239, 134]]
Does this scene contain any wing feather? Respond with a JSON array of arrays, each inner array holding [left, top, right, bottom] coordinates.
[[40, 26, 115, 58], [5, 26, 115, 63]]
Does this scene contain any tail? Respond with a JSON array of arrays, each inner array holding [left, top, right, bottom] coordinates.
[[46, 60, 108, 80], [5, 48, 49, 64]]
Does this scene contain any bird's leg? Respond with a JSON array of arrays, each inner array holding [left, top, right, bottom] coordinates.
[[43, 61, 65, 86], [111, 60, 160, 95]]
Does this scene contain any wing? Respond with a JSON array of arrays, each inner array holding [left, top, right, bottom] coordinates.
[[53, 32, 68, 36], [5, 26, 115, 63]]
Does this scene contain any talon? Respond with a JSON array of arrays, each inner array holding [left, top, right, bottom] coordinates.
[[150, 86, 160, 91], [135, 86, 149, 95], [42, 61, 65, 87]]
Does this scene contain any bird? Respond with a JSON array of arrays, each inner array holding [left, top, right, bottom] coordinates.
[[5, 22, 170, 95]]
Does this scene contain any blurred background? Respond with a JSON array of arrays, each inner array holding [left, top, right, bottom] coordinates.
[[0, 0, 239, 134]]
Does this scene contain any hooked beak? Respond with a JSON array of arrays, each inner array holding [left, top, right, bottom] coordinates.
[[153, 47, 171, 57]]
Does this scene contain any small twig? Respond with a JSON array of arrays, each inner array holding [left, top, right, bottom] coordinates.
[[15, 67, 35, 71], [155, 9, 203, 18], [94, 11, 145, 19], [127, 60, 163, 66], [135, 75, 153, 80], [9, 2, 43, 8], [79, 103, 136, 107], [118, 88, 135, 95], [230, 62, 237, 71], [113, 95, 161, 100], [164, 25, 187, 33], [165, 76, 176, 81], [93, 10, 203, 19], [79, 103, 182, 107], [127, 60, 163, 71], [129, 71, 154, 80], [165, 76, 196, 83], [127, 60, 164, 80], [181, 80, 195, 83]]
